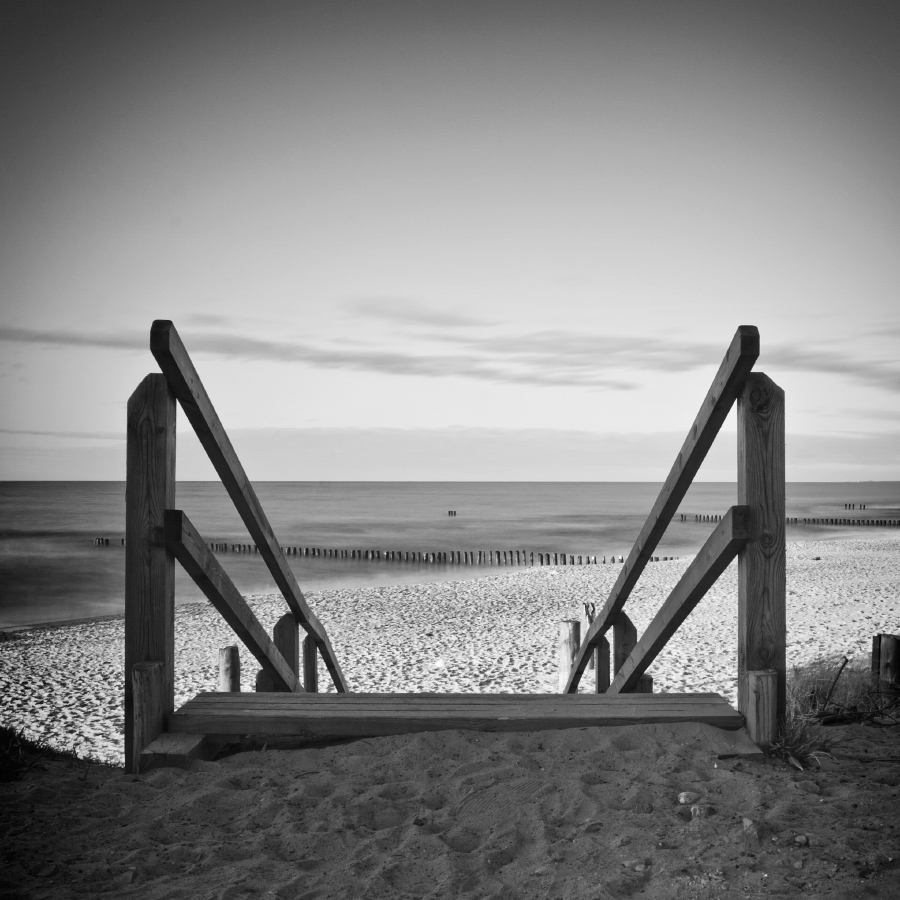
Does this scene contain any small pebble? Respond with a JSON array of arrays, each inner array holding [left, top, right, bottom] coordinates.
[[678, 791, 701, 805]]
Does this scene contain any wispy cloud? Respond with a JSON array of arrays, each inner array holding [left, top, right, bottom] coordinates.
[[763, 345, 900, 394], [345, 297, 492, 328], [182, 313, 234, 328], [0, 327, 143, 351], [2, 323, 898, 393], [0, 428, 124, 440]]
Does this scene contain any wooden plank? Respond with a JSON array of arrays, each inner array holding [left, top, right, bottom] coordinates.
[[164, 510, 300, 693], [178, 691, 732, 706], [608, 507, 750, 694], [139, 732, 210, 771], [168, 692, 743, 736], [566, 326, 759, 692], [125, 374, 176, 773], [737, 374, 786, 727], [149, 320, 347, 692], [132, 662, 165, 775]]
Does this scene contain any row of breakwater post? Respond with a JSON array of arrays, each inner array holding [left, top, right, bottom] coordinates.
[[679, 514, 898, 527], [94, 538, 679, 565], [95, 513, 900, 551]]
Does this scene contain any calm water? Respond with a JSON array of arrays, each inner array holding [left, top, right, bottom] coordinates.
[[1, 481, 898, 629]]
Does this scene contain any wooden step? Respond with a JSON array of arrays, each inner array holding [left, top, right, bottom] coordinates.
[[168, 691, 743, 740]]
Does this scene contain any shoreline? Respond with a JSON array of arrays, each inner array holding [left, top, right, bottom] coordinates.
[[1, 536, 898, 768], [2, 528, 897, 635]]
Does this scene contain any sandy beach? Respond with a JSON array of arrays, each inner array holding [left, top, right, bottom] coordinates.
[[2, 535, 900, 899], [1, 536, 898, 767]]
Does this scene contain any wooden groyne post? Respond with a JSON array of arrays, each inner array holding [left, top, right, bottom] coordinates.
[[737, 373, 786, 747], [125, 374, 176, 775]]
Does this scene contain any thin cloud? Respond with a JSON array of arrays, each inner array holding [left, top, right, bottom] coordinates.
[[0, 428, 124, 440], [3, 324, 898, 393], [0, 326, 142, 351], [424, 329, 723, 373], [763, 345, 900, 394], [345, 298, 492, 328], [181, 313, 234, 328]]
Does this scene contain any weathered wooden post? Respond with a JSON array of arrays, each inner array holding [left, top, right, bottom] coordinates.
[[872, 633, 900, 692], [125, 373, 176, 774], [595, 637, 611, 692], [613, 612, 637, 678], [218, 645, 241, 691], [581, 603, 596, 671], [256, 613, 300, 692], [303, 634, 319, 692], [558, 619, 580, 692], [737, 373, 786, 748]]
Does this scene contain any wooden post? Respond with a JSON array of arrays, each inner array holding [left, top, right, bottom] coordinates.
[[737, 373, 786, 743], [613, 612, 637, 680], [218, 646, 241, 691], [273, 613, 300, 684], [636, 674, 654, 693], [581, 603, 595, 671], [303, 633, 319, 693], [255, 669, 275, 692], [595, 636, 610, 693], [257, 613, 301, 692], [872, 633, 900, 691], [558, 619, 580, 692], [125, 374, 176, 774], [745, 670, 778, 748], [132, 662, 165, 773]]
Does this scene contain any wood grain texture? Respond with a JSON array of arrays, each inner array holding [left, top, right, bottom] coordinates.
[[566, 326, 759, 692], [165, 510, 299, 693], [125, 374, 175, 773], [745, 670, 778, 748], [218, 646, 241, 692], [132, 662, 165, 775], [558, 620, 580, 693], [608, 507, 750, 695], [168, 691, 743, 738], [737, 373, 786, 723], [150, 320, 347, 692]]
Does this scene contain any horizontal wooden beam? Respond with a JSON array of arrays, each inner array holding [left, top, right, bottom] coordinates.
[[608, 506, 750, 694], [168, 691, 744, 737], [565, 325, 759, 692], [164, 510, 299, 693], [150, 320, 348, 692]]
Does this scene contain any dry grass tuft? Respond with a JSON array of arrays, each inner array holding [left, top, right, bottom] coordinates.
[[0, 725, 107, 782], [768, 654, 900, 768]]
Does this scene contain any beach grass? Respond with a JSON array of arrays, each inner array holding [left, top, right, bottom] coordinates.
[[769, 654, 900, 768], [0, 725, 109, 782]]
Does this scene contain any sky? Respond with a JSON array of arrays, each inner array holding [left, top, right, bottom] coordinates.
[[1, 1, 898, 481]]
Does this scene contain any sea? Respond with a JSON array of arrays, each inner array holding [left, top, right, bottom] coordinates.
[[1, 481, 898, 630]]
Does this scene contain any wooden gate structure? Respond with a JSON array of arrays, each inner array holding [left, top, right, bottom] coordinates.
[[125, 322, 781, 773]]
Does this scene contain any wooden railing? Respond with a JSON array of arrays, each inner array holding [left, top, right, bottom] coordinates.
[[124, 321, 348, 773], [563, 325, 786, 748]]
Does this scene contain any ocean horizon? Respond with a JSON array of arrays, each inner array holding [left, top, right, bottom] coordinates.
[[2, 480, 898, 630]]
